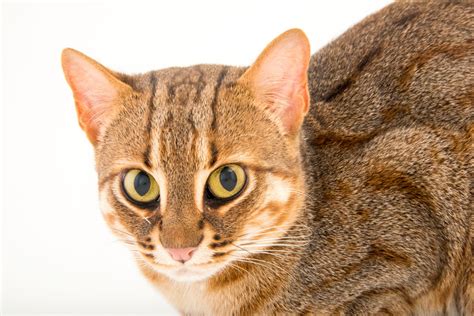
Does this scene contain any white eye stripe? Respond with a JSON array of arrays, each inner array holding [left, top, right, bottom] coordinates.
[[264, 174, 292, 204], [99, 184, 114, 216], [99, 184, 130, 234], [194, 169, 209, 213]]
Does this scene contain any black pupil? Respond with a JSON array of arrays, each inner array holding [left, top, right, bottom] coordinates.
[[134, 172, 151, 196], [219, 167, 237, 191]]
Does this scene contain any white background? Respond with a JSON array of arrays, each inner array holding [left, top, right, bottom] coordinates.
[[2, 0, 391, 314]]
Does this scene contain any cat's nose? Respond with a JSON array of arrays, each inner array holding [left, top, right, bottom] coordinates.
[[166, 247, 196, 263]]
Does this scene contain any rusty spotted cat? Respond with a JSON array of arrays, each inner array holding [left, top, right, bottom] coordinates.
[[62, 1, 473, 314]]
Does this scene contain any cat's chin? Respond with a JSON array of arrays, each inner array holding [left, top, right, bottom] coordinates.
[[153, 262, 227, 283]]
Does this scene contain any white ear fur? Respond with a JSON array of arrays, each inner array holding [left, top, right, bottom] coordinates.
[[61, 48, 132, 144], [239, 29, 311, 135]]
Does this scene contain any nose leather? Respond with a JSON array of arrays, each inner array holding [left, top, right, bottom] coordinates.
[[166, 247, 196, 263]]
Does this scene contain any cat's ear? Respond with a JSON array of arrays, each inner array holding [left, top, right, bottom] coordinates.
[[61, 48, 133, 145], [239, 29, 310, 135]]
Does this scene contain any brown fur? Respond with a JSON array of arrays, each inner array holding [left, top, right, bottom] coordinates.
[[63, 1, 473, 314]]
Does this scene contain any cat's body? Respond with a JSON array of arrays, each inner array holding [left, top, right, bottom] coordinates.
[[62, 1, 473, 315]]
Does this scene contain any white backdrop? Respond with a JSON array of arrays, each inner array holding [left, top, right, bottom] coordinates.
[[2, 0, 391, 314]]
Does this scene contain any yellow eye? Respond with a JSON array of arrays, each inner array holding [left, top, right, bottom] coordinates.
[[122, 169, 160, 204], [207, 164, 246, 199]]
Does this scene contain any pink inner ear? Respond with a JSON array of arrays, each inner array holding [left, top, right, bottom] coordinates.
[[240, 29, 310, 135], [280, 82, 309, 133], [70, 63, 118, 109], [62, 48, 130, 144]]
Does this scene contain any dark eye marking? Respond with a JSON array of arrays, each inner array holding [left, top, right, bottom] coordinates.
[[209, 240, 232, 249], [213, 252, 227, 258]]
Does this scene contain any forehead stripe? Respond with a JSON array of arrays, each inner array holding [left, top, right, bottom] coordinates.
[[206, 66, 228, 168], [210, 66, 229, 131], [207, 141, 219, 168], [143, 73, 158, 169]]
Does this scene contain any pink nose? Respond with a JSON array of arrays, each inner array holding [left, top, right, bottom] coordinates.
[[166, 247, 196, 263]]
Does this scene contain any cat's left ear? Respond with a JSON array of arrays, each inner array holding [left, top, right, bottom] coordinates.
[[239, 29, 310, 136], [61, 48, 133, 145]]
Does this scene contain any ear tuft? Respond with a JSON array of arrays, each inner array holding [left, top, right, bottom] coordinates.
[[61, 48, 132, 145], [239, 29, 311, 135]]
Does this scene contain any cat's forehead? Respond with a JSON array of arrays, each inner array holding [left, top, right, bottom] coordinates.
[[147, 65, 245, 169], [151, 66, 224, 130], [97, 64, 279, 179], [142, 65, 245, 128], [155, 65, 222, 108]]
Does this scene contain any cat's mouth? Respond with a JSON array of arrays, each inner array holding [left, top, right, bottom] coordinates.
[[141, 255, 228, 282], [169, 266, 214, 281], [153, 261, 227, 282]]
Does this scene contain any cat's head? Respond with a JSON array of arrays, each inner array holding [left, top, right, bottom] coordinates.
[[62, 29, 311, 282]]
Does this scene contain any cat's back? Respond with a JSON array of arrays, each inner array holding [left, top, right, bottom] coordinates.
[[299, 2, 473, 313], [307, 0, 473, 138]]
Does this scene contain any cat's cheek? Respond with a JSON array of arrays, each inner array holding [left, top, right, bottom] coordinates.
[[237, 176, 303, 251], [99, 185, 122, 231], [263, 174, 293, 205]]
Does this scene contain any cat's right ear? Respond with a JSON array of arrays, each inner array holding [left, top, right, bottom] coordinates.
[[61, 48, 133, 145], [238, 29, 310, 137]]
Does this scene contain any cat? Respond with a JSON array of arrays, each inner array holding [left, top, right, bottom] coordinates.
[[61, 1, 473, 314]]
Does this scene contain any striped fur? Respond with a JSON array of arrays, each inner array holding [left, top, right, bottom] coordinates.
[[63, 1, 473, 314]]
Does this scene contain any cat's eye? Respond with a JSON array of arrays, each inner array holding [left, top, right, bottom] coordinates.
[[207, 164, 246, 200], [122, 169, 160, 206]]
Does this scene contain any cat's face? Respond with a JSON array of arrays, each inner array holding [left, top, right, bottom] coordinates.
[[62, 29, 310, 282]]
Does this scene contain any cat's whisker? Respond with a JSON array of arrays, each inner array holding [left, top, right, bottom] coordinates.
[[238, 238, 310, 244], [241, 232, 311, 239], [231, 242, 252, 255], [232, 249, 298, 260], [235, 243, 308, 249], [114, 239, 136, 246], [232, 247, 303, 254], [252, 234, 311, 240], [229, 258, 274, 274], [113, 236, 136, 243], [228, 244, 290, 272], [110, 227, 134, 237], [244, 240, 309, 247], [228, 255, 286, 274], [237, 230, 310, 240], [115, 239, 143, 252], [124, 246, 141, 252], [236, 241, 309, 249], [235, 223, 309, 239], [245, 239, 310, 245], [239, 222, 308, 233], [226, 262, 250, 275]]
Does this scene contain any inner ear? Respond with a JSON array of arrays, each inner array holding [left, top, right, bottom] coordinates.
[[61, 48, 133, 145], [239, 29, 311, 136]]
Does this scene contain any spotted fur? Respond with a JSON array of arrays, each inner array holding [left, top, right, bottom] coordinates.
[[62, 1, 473, 314]]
